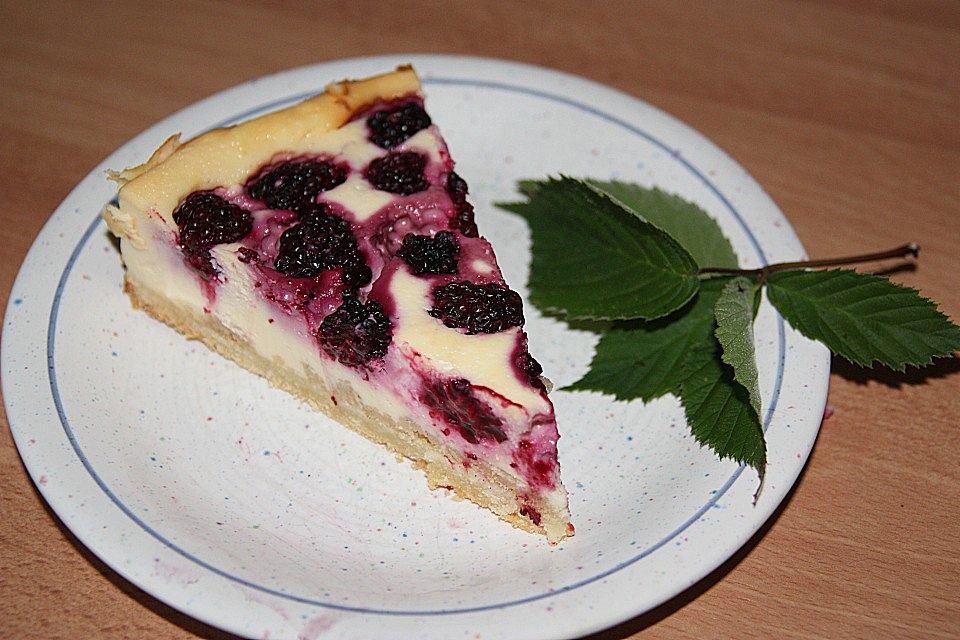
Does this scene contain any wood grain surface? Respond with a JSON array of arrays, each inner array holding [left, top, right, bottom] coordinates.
[[2, 1, 958, 638]]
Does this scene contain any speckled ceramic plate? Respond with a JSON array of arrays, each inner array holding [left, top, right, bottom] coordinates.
[[3, 55, 828, 639]]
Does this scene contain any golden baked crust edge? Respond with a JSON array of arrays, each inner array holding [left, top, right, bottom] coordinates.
[[105, 66, 423, 238]]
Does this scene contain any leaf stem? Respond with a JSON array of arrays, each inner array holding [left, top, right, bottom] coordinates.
[[699, 242, 919, 283]]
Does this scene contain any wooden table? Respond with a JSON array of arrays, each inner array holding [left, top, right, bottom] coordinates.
[[2, 2, 958, 638]]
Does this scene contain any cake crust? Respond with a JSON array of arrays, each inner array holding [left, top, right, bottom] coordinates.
[[107, 67, 422, 230]]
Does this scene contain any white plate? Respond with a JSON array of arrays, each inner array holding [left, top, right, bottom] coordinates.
[[2, 55, 828, 639]]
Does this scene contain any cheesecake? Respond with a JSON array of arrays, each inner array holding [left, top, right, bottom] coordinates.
[[102, 66, 573, 542]]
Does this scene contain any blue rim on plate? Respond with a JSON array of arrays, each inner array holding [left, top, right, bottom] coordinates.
[[5, 55, 827, 638]]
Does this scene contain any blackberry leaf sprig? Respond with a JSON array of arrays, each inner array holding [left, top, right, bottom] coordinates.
[[499, 177, 960, 473]]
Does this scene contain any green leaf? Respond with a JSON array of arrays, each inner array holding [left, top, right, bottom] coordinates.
[[509, 177, 769, 470], [498, 177, 700, 320], [766, 269, 960, 370], [586, 180, 739, 269], [679, 345, 766, 470], [714, 277, 762, 418], [517, 179, 545, 197], [568, 274, 766, 469], [566, 276, 729, 401]]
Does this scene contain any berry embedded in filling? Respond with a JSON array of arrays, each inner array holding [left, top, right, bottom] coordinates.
[[172, 191, 253, 277], [246, 158, 348, 213], [516, 348, 546, 391], [446, 171, 478, 237], [317, 296, 392, 368], [429, 281, 525, 334], [273, 204, 371, 287], [366, 152, 429, 195], [367, 101, 432, 149], [422, 377, 507, 445], [396, 231, 460, 275]]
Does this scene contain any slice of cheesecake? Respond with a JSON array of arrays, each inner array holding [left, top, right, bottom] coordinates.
[[102, 66, 573, 542]]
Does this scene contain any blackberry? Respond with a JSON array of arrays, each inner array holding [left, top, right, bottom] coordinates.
[[429, 281, 524, 334], [395, 231, 460, 275], [247, 159, 348, 212], [317, 297, 392, 368], [273, 205, 370, 286], [517, 350, 545, 390], [366, 152, 429, 195], [367, 102, 431, 149], [422, 378, 506, 444], [446, 171, 478, 237], [172, 191, 253, 277]]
